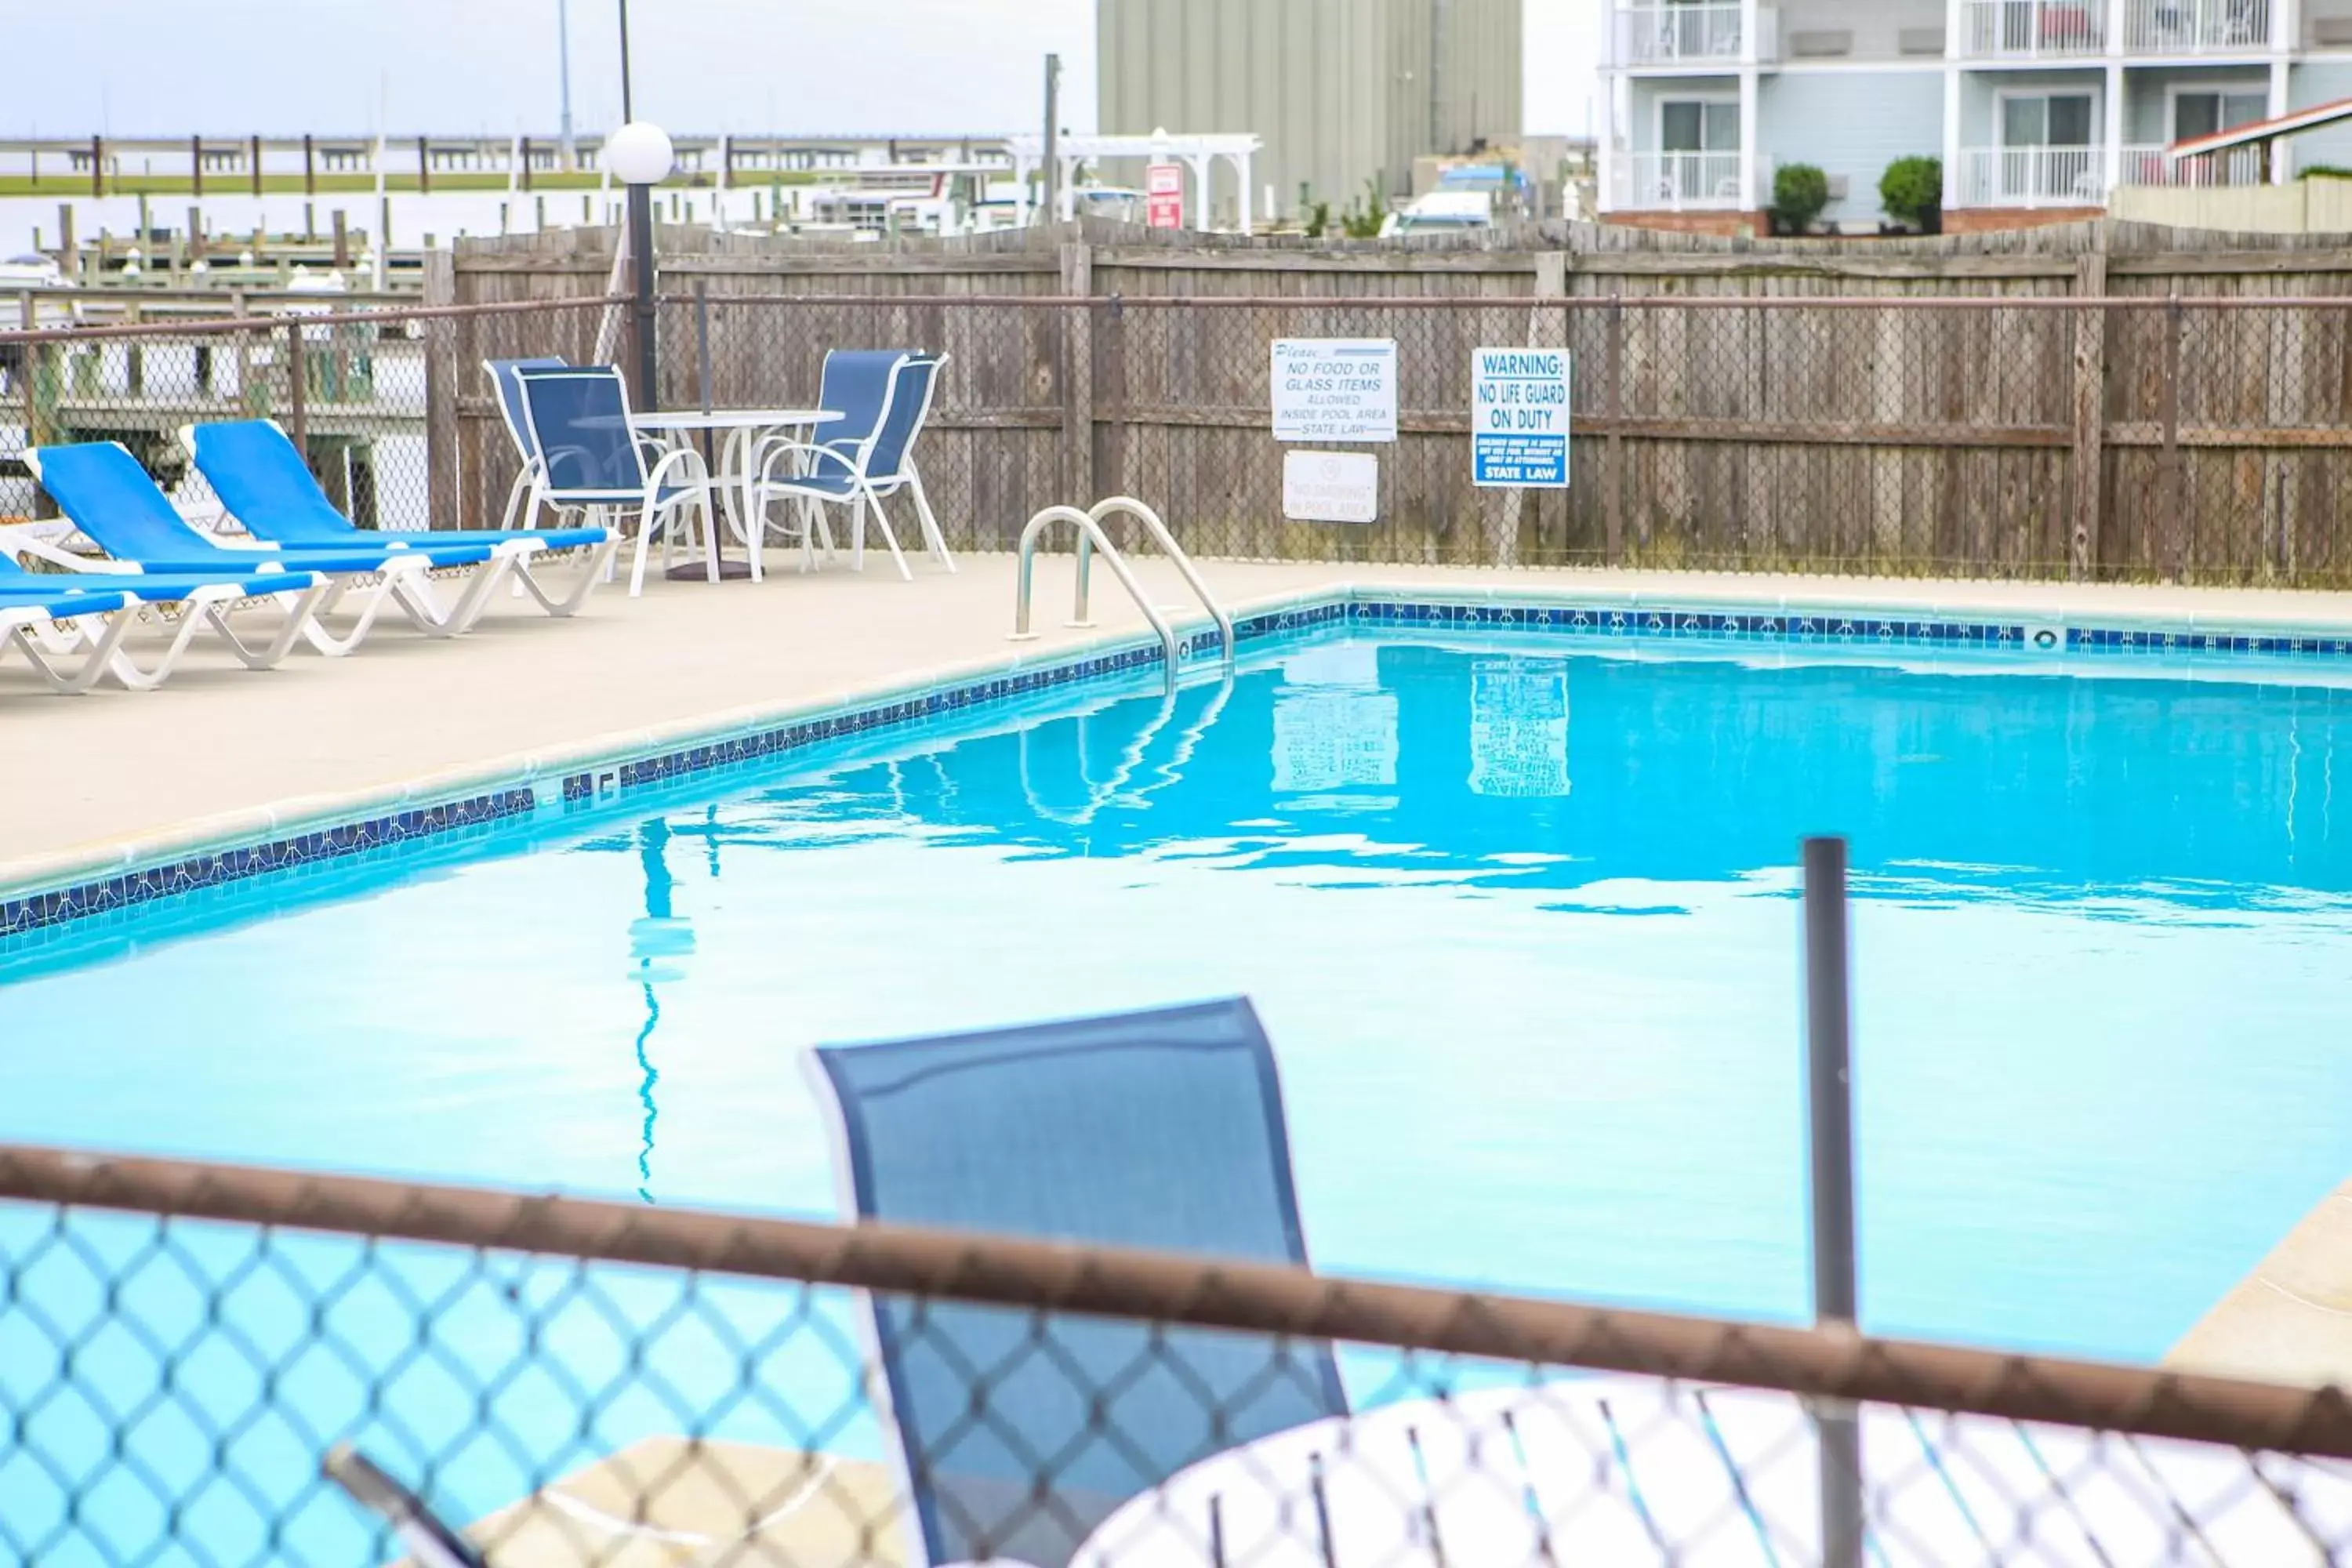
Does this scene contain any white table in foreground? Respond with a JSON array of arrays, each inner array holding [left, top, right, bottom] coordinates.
[[1075, 1377, 2352, 1566], [628, 408, 843, 582]]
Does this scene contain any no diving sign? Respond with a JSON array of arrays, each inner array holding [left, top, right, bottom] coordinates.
[[1472, 347, 1571, 489]]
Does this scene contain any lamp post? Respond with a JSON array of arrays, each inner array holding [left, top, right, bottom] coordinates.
[[605, 120, 672, 412]]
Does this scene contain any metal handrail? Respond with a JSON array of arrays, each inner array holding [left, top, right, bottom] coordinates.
[[1011, 504, 1179, 681], [1075, 496, 1235, 666]]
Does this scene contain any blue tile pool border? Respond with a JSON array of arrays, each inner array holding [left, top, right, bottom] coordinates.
[[8, 586, 2351, 940]]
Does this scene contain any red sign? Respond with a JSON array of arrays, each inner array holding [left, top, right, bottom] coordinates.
[[1146, 162, 1184, 229]]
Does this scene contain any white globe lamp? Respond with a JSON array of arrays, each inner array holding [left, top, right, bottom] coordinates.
[[606, 122, 674, 187]]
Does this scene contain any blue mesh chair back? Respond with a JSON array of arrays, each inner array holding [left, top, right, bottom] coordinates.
[[811, 998, 1347, 1568], [863, 354, 942, 485], [515, 367, 646, 500], [813, 350, 909, 465], [486, 356, 568, 461], [188, 421, 353, 545], [27, 441, 218, 562]]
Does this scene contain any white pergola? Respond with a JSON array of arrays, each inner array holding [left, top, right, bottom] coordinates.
[[1006, 132, 1264, 234]]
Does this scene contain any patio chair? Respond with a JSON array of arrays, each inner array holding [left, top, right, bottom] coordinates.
[[485, 354, 569, 532], [0, 579, 137, 695], [744, 347, 901, 569], [0, 546, 332, 690], [807, 997, 1349, 1568], [21, 443, 463, 659], [324, 1445, 485, 1568], [513, 364, 720, 597], [184, 419, 617, 621], [752, 350, 953, 579]]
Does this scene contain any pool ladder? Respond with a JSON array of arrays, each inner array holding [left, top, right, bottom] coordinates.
[[1011, 498, 1235, 684]]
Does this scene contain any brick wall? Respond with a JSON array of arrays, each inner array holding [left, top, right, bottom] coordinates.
[[1605, 209, 1768, 238], [1940, 205, 2105, 234]]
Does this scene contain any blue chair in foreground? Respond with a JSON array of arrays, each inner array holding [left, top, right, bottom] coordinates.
[[514, 365, 719, 597], [185, 419, 618, 622], [0, 578, 137, 694], [753, 350, 953, 579], [808, 997, 1348, 1568], [0, 545, 335, 691], [485, 354, 569, 533], [23, 441, 497, 655]]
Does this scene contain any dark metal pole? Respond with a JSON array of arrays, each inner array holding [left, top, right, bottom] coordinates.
[[1802, 835, 1864, 1568], [618, 0, 634, 122], [628, 183, 657, 411], [693, 278, 713, 412]]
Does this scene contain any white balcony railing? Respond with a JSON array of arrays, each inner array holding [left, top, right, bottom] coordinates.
[[1614, 2, 1743, 64], [2123, 0, 2271, 53], [1957, 146, 2107, 206], [2115, 143, 2271, 185], [1958, 0, 2105, 57], [1613, 151, 1754, 209]]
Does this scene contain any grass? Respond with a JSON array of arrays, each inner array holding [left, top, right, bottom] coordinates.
[[0, 172, 820, 198]]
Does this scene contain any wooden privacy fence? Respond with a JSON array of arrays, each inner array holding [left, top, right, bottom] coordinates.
[[421, 219, 2352, 586]]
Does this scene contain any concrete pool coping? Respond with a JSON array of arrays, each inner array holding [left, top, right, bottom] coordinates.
[[11, 553, 2352, 912], [2169, 1181, 2352, 1390], [460, 1438, 911, 1567]]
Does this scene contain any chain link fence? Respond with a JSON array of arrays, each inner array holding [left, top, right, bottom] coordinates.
[[12, 289, 2352, 587], [0, 295, 618, 544], [4, 1145, 2352, 1568]]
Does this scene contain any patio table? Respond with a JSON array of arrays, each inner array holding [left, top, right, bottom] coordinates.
[[1073, 1375, 2352, 1566], [630, 408, 843, 582]]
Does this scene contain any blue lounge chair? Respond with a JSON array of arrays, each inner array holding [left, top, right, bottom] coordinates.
[[485, 354, 569, 532], [185, 419, 617, 620], [514, 365, 719, 597], [0, 579, 137, 695], [808, 997, 1348, 1568], [754, 350, 953, 579], [22, 441, 492, 655], [0, 544, 332, 689]]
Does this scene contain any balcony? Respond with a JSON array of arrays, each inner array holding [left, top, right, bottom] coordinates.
[[1955, 144, 2273, 207], [1958, 0, 2104, 59], [2123, 0, 2271, 52], [1957, 145, 2108, 205], [1613, 3, 1779, 66], [1612, 150, 1758, 210], [2116, 143, 2270, 183], [1960, 0, 2274, 56]]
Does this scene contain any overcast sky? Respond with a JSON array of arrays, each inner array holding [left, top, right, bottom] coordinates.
[[11, 0, 1599, 140]]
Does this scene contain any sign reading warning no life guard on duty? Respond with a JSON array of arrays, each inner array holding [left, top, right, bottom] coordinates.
[[1271, 339, 1398, 444], [1472, 347, 1572, 488]]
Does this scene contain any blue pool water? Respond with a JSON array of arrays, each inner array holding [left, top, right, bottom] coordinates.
[[6, 628, 2351, 1363]]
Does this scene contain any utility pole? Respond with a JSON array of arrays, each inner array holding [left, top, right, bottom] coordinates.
[[1040, 53, 1062, 226], [557, 0, 576, 167]]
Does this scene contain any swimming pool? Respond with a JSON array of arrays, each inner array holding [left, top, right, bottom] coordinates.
[[7, 619, 2349, 1373]]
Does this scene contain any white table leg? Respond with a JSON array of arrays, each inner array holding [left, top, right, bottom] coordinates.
[[723, 425, 763, 583]]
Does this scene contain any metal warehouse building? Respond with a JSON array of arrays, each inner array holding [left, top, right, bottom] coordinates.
[[1096, 0, 1523, 226]]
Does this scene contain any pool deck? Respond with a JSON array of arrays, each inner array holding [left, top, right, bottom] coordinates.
[[2169, 1180, 2352, 1390], [11, 549, 2352, 1394]]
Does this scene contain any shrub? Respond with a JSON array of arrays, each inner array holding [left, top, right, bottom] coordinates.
[[1879, 155, 1944, 232], [2301, 163, 2352, 180], [1341, 180, 1388, 240], [1771, 163, 1831, 235]]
